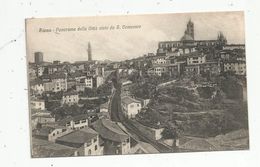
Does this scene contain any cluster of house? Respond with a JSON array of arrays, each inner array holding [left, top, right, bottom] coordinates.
[[145, 26, 246, 77], [29, 61, 105, 93], [29, 66, 132, 157], [31, 92, 161, 157], [114, 20, 246, 78], [32, 109, 161, 156], [29, 59, 109, 110], [29, 60, 159, 156], [145, 49, 246, 77], [32, 111, 131, 156], [28, 56, 126, 156]]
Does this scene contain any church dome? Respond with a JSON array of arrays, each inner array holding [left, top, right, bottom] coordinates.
[[181, 34, 194, 41]]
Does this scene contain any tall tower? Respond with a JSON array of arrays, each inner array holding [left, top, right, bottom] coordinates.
[[87, 42, 92, 61], [217, 31, 227, 45], [34, 52, 44, 65], [185, 19, 194, 40]]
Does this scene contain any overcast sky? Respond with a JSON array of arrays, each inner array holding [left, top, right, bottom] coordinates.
[[26, 11, 245, 63]]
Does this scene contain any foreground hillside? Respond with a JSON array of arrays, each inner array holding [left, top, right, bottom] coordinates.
[[135, 76, 248, 139]]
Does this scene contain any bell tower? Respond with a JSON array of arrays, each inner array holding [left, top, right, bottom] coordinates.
[[186, 19, 194, 40], [87, 42, 92, 61]]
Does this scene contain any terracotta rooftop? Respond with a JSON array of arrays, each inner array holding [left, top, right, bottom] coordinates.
[[63, 90, 78, 96], [184, 51, 205, 58], [56, 127, 98, 145], [100, 102, 109, 109], [32, 126, 55, 137], [50, 72, 66, 79], [92, 119, 129, 143], [32, 137, 76, 158], [121, 96, 141, 105]]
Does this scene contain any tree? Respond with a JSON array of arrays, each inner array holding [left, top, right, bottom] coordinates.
[[45, 101, 61, 112], [218, 75, 242, 99], [36, 123, 42, 129], [136, 109, 162, 128], [130, 82, 153, 99], [161, 72, 171, 82], [162, 121, 183, 139], [83, 87, 97, 97], [128, 71, 140, 82], [52, 104, 83, 120], [97, 82, 112, 96], [51, 91, 63, 100], [197, 86, 212, 99], [191, 74, 205, 84], [212, 89, 225, 104], [172, 87, 197, 102]]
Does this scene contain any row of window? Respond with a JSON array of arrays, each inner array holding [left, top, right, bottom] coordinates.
[[159, 42, 218, 48], [65, 98, 78, 102], [159, 42, 181, 48], [74, 119, 87, 125], [189, 60, 204, 64], [154, 68, 165, 71], [66, 119, 87, 126], [186, 68, 198, 72], [224, 66, 246, 70]]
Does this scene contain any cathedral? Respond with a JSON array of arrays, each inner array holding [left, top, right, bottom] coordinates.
[[157, 19, 227, 55]]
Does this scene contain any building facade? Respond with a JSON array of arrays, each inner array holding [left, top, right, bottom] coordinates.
[[30, 79, 44, 95], [62, 91, 79, 105], [92, 119, 131, 155], [121, 96, 141, 119], [85, 76, 93, 88], [223, 61, 246, 75], [58, 114, 89, 130], [55, 127, 104, 156], [186, 53, 206, 65], [31, 98, 45, 110], [157, 19, 227, 55]]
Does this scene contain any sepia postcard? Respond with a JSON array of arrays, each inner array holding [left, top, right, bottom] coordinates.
[[26, 11, 249, 158]]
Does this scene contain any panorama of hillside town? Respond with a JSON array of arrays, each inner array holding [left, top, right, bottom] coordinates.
[[29, 19, 249, 157]]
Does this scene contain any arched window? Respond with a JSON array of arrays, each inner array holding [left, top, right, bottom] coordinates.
[[88, 149, 91, 155]]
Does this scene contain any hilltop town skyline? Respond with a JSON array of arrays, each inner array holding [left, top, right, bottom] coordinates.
[[26, 12, 245, 63], [27, 12, 248, 157]]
